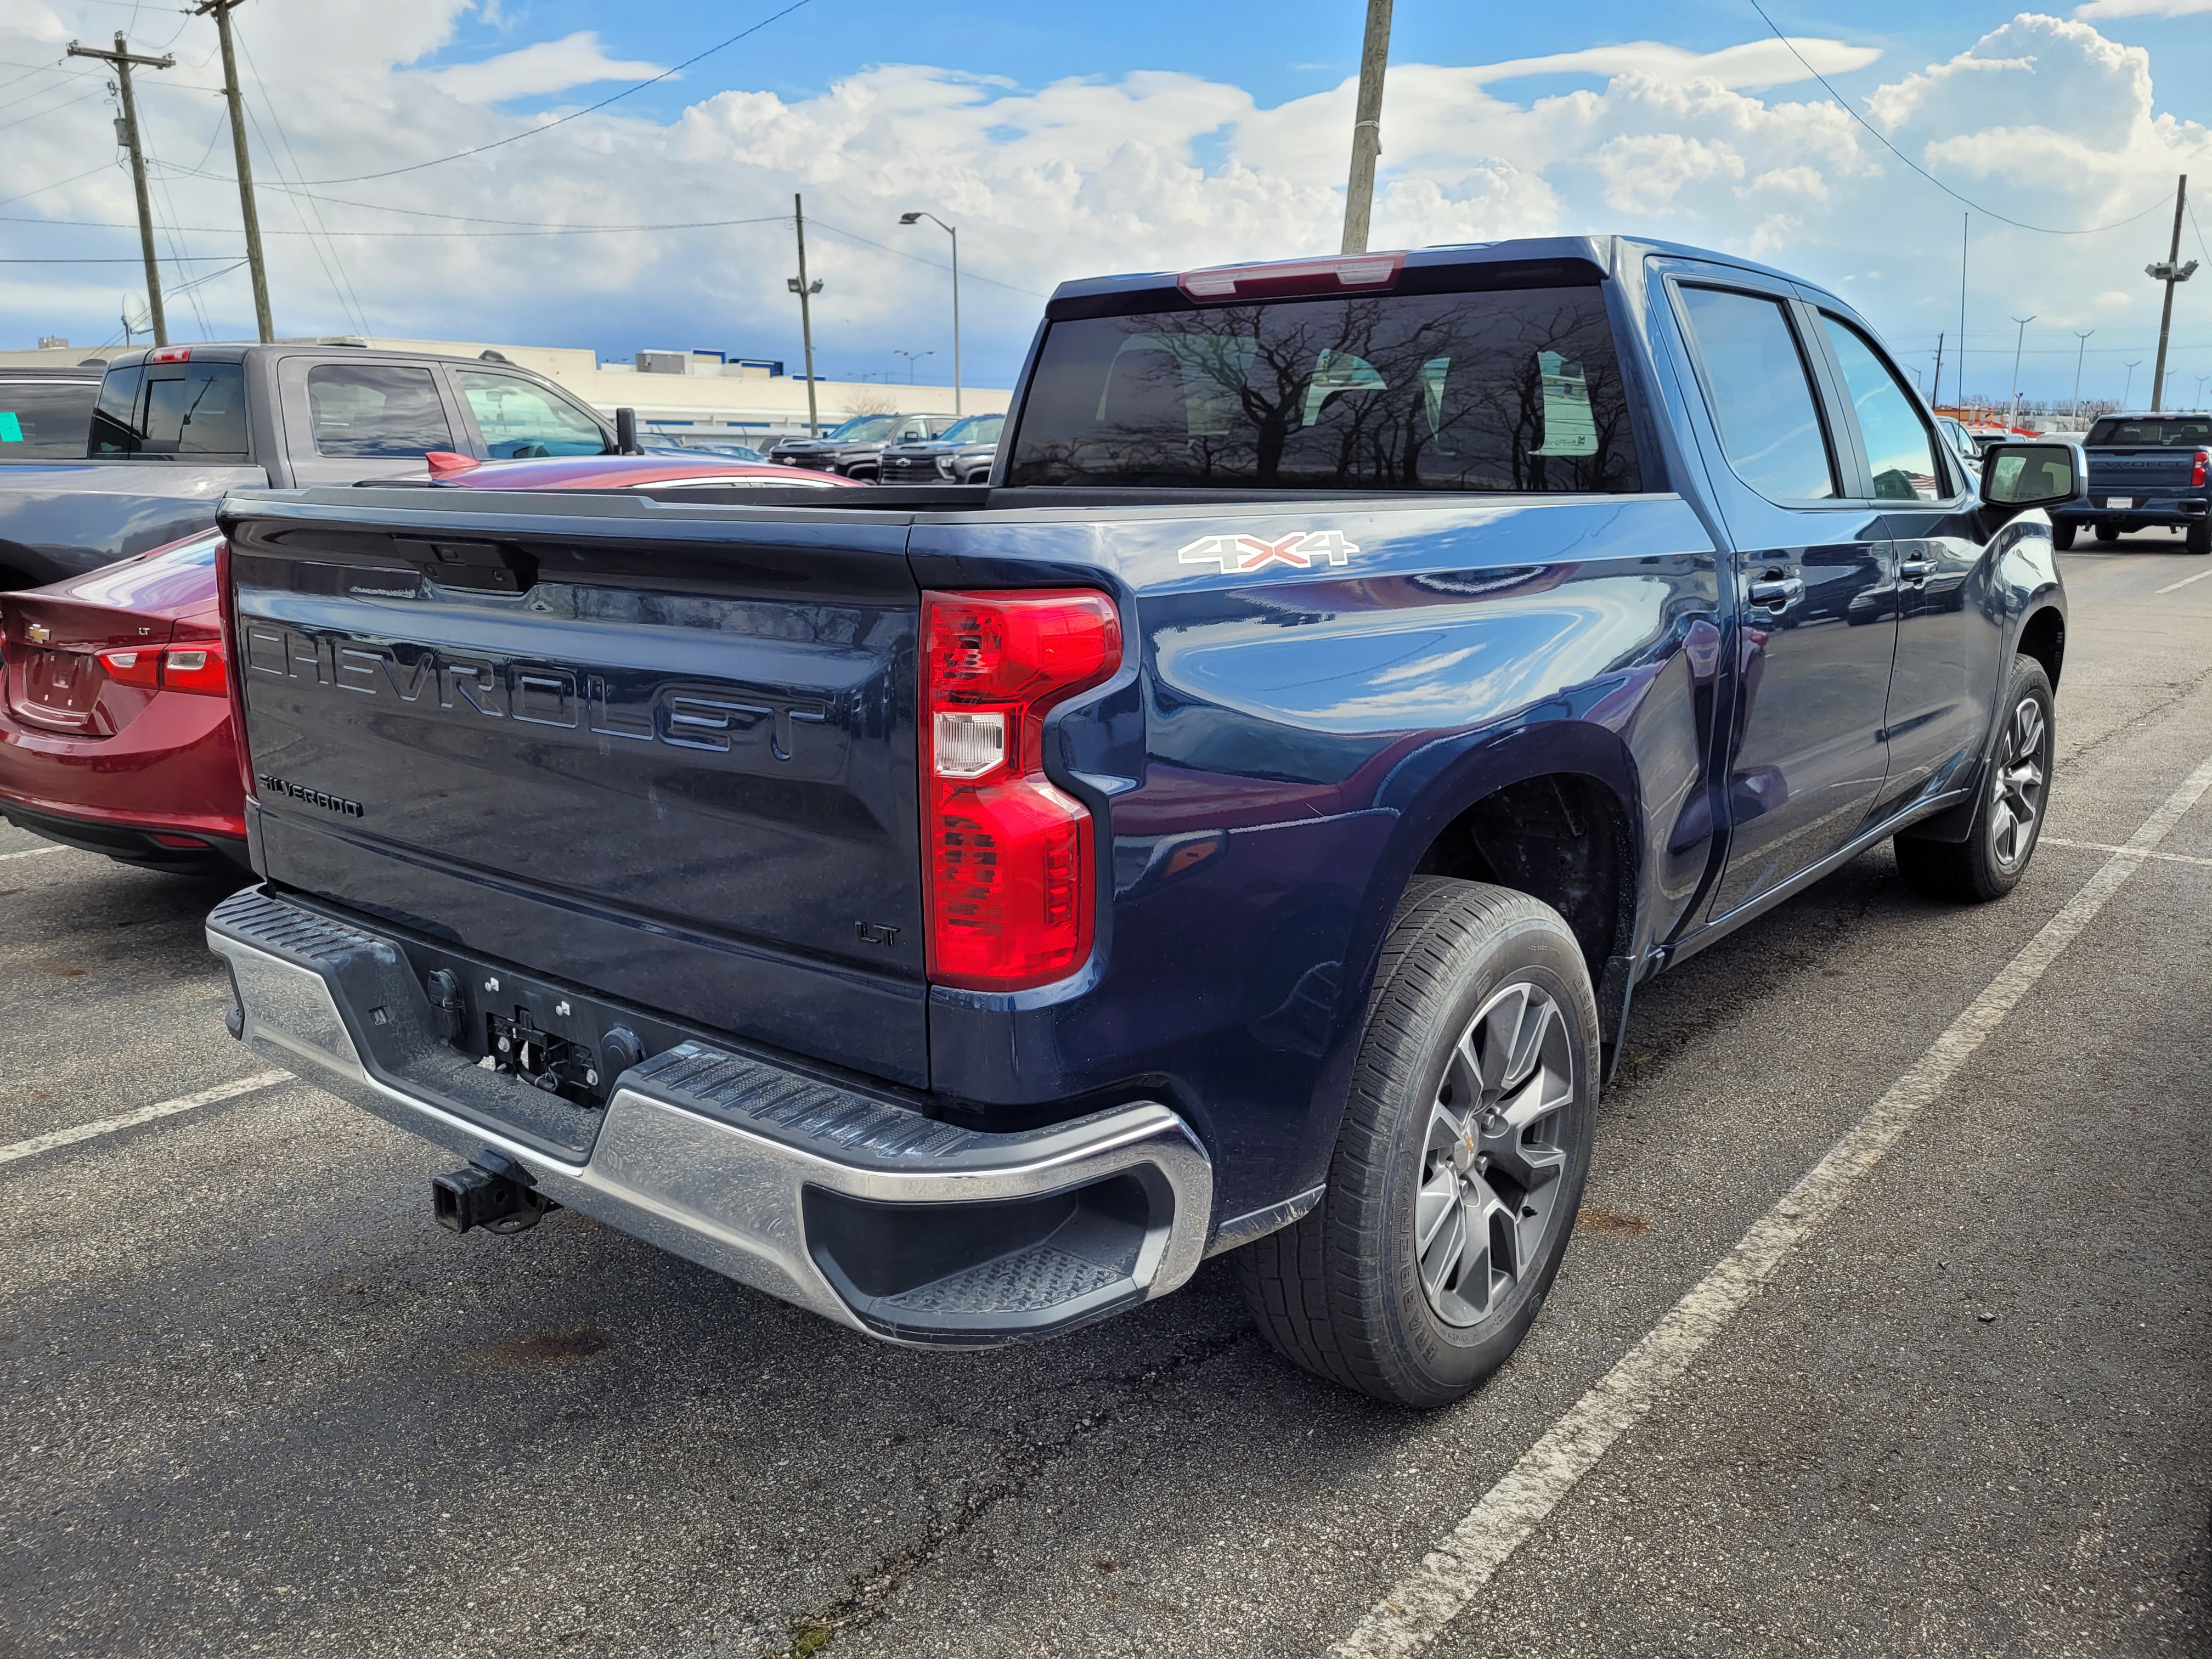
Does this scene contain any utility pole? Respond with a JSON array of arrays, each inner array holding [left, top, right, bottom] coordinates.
[[2006, 314, 2035, 431], [788, 193, 822, 436], [192, 0, 274, 342], [1931, 332, 1945, 410], [2070, 330, 2094, 422], [2147, 174, 2196, 412], [898, 211, 961, 414], [1957, 213, 1969, 410], [67, 34, 173, 347], [2123, 359, 2142, 409], [1339, 0, 1393, 255]]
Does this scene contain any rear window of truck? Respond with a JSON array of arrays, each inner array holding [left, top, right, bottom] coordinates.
[[1006, 286, 1642, 492], [89, 362, 249, 458], [2085, 417, 2212, 447]]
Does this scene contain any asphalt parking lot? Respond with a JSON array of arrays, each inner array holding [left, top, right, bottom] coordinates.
[[3, 535, 2207, 1659]]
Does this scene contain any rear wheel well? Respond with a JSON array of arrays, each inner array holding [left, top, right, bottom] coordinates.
[[2018, 607, 2065, 689], [1409, 772, 1634, 988]]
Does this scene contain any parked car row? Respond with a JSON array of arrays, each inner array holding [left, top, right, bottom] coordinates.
[[765, 409, 1002, 481]]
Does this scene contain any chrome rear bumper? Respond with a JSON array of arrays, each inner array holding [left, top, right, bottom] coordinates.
[[206, 886, 1212, 1346]]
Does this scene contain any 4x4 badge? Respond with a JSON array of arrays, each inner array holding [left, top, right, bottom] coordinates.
[[1177, 529, 1358, 573]]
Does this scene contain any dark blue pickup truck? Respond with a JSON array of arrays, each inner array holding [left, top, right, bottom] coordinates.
[[2051, 411, 2210, 553], [205, 236, 2076, 1406]]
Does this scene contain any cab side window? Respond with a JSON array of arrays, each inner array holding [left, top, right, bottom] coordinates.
[[1820, 316, 1946, 500], [1677, 286, 1838, 502], [454, 371, 606, 459]]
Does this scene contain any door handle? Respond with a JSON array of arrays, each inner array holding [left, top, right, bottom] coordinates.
[[1747, 575, 1803, 607], [1898, 558, 1935, 582]]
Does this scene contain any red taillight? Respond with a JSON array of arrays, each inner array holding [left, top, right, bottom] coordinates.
[[1178, 251, 1404, 303], [2192, 449, 2208, 488], [95, 646, 160, 687], [161, 641, 227, 695], [146, 345, 191, 364], [922, 590, 1122, 991], [94, 640, 228, 695]]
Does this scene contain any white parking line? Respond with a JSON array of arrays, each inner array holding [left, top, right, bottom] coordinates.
[[1333, 749, 2212, 1659], [0, 844, 64, 863], [2043, 834, 2212, 868], [0, 1070, 292, 1167], [2153, 567, 2212, 595]]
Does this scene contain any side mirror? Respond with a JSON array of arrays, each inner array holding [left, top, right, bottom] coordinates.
[[1979, 441, 2083, 511], [614, 407, 642, 456]]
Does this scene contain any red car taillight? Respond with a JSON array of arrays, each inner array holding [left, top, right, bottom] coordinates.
[[921, 590, 1122, 991], [94, 640, 228, 695], [2192, 448, 2208, 488]]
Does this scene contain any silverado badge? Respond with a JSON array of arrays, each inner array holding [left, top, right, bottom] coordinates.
[[1177, 530, 1359, 573]]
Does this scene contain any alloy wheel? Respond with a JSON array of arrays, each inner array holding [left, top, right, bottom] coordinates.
[[1415, 981, 1576, 1329], [1989, 694, 2049, 872]]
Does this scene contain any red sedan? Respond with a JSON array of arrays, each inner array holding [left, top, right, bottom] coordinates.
[[0, 455, 860, 874]]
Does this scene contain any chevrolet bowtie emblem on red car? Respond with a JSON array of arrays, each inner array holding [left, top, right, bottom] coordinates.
[[26, 623, 50, 644], [1177, 529, 1359, 573]]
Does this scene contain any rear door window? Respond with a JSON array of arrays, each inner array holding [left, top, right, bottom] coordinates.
[[454, 371, 606, 458], [1820, 315, 1947, 500], [306, 363, 454, 458], [1006, 285, 1643, 492], [0, 378, 99, 456], [1677, 286, 1837, 502]]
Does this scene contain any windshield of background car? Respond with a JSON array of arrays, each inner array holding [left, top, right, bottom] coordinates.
[[89, 362, 249, 458], [2086, 416, 2212, 447], [0, 377, 98, 456], [454, 370, 605, 459], [943, 413, 1004, 445], [827, 415, 899, 442], [1005, 285, 1642, 491], [307, 363, 455, 457]]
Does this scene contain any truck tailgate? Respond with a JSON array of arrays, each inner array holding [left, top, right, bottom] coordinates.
[[223, 493, 929, 1086], [2087, 447, 2199, 498]]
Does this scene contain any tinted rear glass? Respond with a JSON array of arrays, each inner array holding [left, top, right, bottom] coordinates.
[[0, 378, 99, 457], [2086, 416, 2212, 447], [90, 362, 249, 457], [1006, 287, 1642, 492]]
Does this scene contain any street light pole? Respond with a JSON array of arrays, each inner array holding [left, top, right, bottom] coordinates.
[[789, 193, 822, 436], [2006, 314, 2035, 431], [898, 212, 960, 415], [894, 349, 933, 384], [2070, 330, 2094, 423], [2147, 174, 2194, 412], [2123, 360, 2142, 409]]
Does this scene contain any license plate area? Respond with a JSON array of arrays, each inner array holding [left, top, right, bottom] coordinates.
[[2106, 496, 2135, 510], [14, 647, 100, 730]]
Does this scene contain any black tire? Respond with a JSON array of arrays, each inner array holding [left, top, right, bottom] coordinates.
[[2051, 520, 2076, 552], [1895, 655, 2055, 904], [1234, 877, 1599, 1408], [2094, 522, 2117, 544], [2187, 518, 2210, 556]]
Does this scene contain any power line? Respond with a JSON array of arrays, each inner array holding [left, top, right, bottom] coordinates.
[[236, 22, 370, 338], [297, 0, 816, 185], [0, 163, 117, 210], [4, 209, 798, 237], [0, 84, 110, 134], [808, 218, 1049, 297], [1746, 0, 2177, 237]]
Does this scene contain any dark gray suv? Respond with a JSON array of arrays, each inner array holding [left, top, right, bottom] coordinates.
[[877, 411, 1004, 485]]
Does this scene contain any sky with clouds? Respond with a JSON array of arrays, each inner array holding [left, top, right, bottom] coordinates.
[[3, 1, 2209, 406]]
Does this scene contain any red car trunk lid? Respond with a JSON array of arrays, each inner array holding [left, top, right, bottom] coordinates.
[[3, 531, 221, 737]]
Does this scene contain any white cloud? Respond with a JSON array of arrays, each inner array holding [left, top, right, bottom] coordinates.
[[2, 5, 2207, 403], [426, 31, 668, 104], [2075, 0, 2212, 16]]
